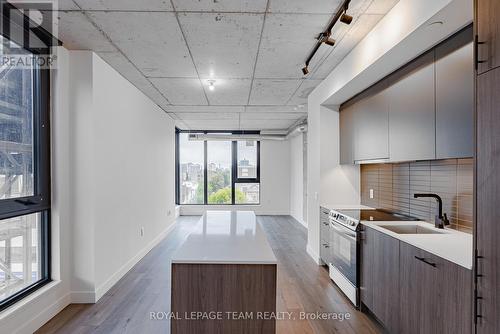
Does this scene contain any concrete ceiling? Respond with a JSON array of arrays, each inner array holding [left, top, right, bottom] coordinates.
[[46, 0, 399, 130]]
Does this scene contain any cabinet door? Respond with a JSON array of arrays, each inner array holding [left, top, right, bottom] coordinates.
[[477, 0, 500, 74], [371, 229, 400, 333], [339, 103, 356, 164], [360, 228, 374, 310], [400, 242, 472, 334], [360, 227, 399, 332], [399, 243, 441, 334], [476, 67, 500, 334], [354, 85, 390, 162], [435, 28, 474, 159], [388, 52, 436, 162]]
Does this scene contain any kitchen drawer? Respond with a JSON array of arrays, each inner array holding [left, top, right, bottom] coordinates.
[[320, 218, 330, 242], [320, 240, 332, 265]]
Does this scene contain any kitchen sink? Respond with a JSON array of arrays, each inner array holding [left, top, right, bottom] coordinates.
[[378, 224, 446, 234]]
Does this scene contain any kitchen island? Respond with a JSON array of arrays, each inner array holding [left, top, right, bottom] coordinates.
[[171, 211, 277, 334]]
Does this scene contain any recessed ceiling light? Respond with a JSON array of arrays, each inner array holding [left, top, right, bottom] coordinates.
[[208, 80, 216, 91]]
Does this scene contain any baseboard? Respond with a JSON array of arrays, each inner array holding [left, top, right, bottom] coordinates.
[[93, 220, 176, 302], [16, 292, 71, 334], [71, 291, 96, 303], [306, 243, 321, 265]]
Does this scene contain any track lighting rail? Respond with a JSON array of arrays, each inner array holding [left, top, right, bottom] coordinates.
[[302, 0, 352, 75]]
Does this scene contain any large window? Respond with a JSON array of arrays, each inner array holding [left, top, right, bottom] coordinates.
[[176, 131, 260, 205], [0, 7, 51, 311]]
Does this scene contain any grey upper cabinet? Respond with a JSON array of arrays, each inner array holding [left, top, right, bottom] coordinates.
[[339, 103, 356, 164], [338, 27, 473, 164], [354, 83, 390, 162], [435, 28, 474, 159], [387, 52, 436, 162]]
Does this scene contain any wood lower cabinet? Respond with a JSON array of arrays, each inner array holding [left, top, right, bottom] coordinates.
[[476, 66, 500, 334], [477, 0, 500, 74], [361, 226, 472, 334], [360, 228, 400, 333], [399, 243, 472, 334]]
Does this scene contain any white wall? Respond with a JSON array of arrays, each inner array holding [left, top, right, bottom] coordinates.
[[289, 133, 306, 226], [306, 0, 472, 263], [70, 52, 177, 302], [0, 48, 177, 333], [181, 139, 291, 215]]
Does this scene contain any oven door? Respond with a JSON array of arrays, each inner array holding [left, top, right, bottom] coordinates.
[[329, 219, 358, 287]]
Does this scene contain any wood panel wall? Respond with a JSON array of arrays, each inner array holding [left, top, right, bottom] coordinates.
[[361, 158, 473, 232]]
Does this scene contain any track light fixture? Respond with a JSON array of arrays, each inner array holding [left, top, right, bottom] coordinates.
[[301, 0, 352, 76], [318, 32, 336, 46], [340, 12, 353, 25]]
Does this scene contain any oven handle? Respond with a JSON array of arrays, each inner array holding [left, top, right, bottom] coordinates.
[[329, 221, 357, 241]]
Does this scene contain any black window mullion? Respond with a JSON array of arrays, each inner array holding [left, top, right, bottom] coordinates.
[[231, 141, 237, 205], [203, 139, 208, 205]]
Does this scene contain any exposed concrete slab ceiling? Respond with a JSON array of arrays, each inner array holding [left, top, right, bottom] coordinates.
[[46, 0, 399, 130]]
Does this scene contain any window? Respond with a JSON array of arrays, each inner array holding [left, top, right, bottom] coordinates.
[[207, 141, 232, 204], [0, 9, 51, 311], [178, 133, 204, 204], [237, 141, 257, 179], [175, 131, 260, 205]]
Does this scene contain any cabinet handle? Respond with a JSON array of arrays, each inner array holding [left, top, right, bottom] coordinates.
[[414, 256, 436, 267], [475, 35, 487, 70], [322, 243, 330, 248]]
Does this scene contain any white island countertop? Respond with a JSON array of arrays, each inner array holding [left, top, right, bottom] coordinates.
[[362, 221, 473, 269], [172, 211, 277, 265]]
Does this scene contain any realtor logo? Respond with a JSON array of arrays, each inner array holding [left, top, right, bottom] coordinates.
[[0, 0, 59, 68]]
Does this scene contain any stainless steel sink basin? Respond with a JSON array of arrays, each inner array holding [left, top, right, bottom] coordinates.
[[378, 224, 446, 234]]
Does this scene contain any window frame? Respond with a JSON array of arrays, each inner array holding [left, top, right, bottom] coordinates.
[[0, 4, 52, 312], [175, 129, 261, 206]]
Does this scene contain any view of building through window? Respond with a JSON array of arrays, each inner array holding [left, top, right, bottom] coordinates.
[[0, 213, 42, 301], [178, 133, 204, 204], [178, 134, 260, 205], [237, 141, 257, 179]]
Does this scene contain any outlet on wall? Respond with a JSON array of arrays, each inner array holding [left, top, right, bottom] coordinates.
[[140, 226, 144, 237], [370, 189, 374, 199]]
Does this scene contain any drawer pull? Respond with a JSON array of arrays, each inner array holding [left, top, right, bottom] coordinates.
[[414, 256, 436, 267]]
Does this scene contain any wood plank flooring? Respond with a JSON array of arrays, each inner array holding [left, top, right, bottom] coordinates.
[[36, 215, 381, 334]]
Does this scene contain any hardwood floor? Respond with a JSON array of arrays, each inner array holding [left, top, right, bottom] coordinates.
[[36, 215, 381, 334]]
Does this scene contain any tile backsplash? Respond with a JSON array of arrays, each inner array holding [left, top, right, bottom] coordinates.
[[361, 158, 473, 233]]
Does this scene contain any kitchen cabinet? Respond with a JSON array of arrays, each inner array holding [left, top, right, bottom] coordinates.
[[320, 207, 331, 264], [476, 66, 500, 334], [354, 84, 390, 162], [360, 226, 472, 333], [339, 103, 356, 164], [435, 28, 474, 159], [399, 242, 472, 334], [360, 228, 400, 333], [387, 52, 436, 162], [339, 27, 473, 164], [477, 0, 500, 74]]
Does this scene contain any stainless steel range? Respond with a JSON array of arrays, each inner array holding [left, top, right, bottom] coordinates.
[[327, 208, 416, 307]]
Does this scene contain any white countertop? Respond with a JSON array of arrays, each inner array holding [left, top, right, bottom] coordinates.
[[362, 221, 473, 269], [172, 211, 277, 265]]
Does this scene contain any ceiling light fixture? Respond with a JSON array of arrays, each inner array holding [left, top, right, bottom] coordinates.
[[340, 12, 353, 25], [208, 80, 216, 91], [301, 0, 352, 76]]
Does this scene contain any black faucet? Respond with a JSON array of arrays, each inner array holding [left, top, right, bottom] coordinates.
[[413, 193, 450, 229]]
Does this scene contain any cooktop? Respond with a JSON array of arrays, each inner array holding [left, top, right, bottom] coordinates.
[[334, 209, 418, 222]]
